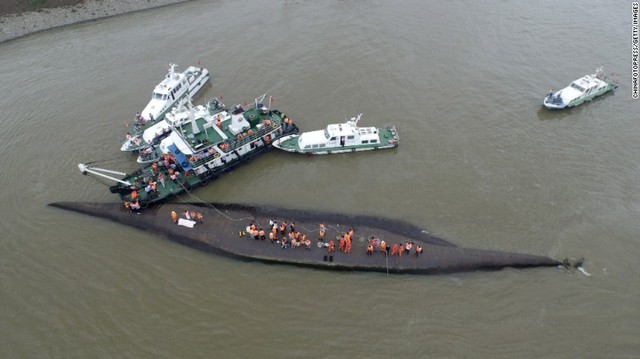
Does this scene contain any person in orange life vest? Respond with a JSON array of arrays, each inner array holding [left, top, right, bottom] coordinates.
[[328, 240, 335, 253], [338, 236, 346, 251], [380, 240, 387, 254]]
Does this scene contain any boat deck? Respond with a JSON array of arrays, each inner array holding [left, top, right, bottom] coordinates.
[[112, 106, 293, 206]]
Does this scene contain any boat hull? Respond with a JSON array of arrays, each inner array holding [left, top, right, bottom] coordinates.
[[49, 201, 562, 275], [274, 134, 398, 155], [543, 86, 616, 109]]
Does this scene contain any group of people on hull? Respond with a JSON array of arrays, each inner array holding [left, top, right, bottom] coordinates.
[[170, 209, 203, 225], [367, 237, 424, 257], [241, 220, 314, 250], [239, 220, 425, 257]]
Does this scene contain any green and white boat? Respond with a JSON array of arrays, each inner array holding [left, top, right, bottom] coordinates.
[[121, 63, 210, 152], [79, 94, 298, 208], [543, 67, 617, 109], [273, 114, 399, 155]]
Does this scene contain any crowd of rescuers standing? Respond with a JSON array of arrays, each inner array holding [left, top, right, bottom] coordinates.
[[123, 151, 185, 212], [237, 220, 425, 257]]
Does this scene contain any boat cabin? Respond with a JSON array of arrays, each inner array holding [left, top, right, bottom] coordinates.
[[297, 115, 380, 150]]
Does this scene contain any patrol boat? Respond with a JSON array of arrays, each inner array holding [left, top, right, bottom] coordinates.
[[121, 63, 210, 152], [543, 67, 618, 109], [273, 113, 398, 155], [79, 94, 298, 208]]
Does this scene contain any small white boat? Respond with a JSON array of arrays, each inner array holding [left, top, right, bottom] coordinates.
[[121, 63, 210, 151], [273, 114, 399, 155], [543, 67, 617, 109]]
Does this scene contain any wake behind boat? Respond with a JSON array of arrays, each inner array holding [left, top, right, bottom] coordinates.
[[273, 114, 399, 155], [543, 67, 617, 109], [121, 63, 210, 152]]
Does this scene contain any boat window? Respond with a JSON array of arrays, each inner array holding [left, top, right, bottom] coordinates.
[[319, 144, 326, 148], [312, 144, 319, 148], [362, 140, 369, 144], [330, 137, 336, 141], [324, 130, 331, 139], [347, 135, 354, 140], [304, 145, 311, 149], [570, 83, 586, 92], [371, 139, 377, 143]]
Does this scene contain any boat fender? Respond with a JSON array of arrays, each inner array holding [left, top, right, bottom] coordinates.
[[374, 147, 379, 150], [352, 148, 356, 152], [327, 150, 331, 154]]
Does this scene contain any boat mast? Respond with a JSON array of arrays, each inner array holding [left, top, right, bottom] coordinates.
[[77, 164, 131, 186]]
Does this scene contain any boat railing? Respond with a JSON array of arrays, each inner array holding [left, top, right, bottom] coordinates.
[[186, 120, 282, 170]]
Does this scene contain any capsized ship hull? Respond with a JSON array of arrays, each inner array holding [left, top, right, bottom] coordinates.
[[49, 202, 562, 275]]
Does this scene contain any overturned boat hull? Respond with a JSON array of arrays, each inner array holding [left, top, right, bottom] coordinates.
[[49, 202, 561, 275]]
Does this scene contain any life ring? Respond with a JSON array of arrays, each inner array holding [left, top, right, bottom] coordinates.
[[249, 114, 256, 119], [351, 148, 356, 152], [214, 152, 220, 158], [327, 150, 332, 154]]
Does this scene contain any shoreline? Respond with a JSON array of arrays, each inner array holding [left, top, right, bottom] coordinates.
[[0, 0, 193, 44]]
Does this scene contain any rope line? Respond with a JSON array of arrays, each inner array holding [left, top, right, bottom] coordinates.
[[173, 182, 384, 242]]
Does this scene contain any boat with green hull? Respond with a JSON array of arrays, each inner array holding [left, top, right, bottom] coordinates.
[[273, 113, 398, 155], [543, 67, 617, 109], [79, 94, 298, 209]]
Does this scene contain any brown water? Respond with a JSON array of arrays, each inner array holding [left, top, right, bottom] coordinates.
[[0, 1, 638, 357]]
